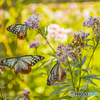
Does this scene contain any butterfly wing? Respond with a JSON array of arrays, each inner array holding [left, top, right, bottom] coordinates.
[[0, 55, 44, 75], [0, 57, 17, 69], [20, 55, 44, 66], [47, 63, 58, 85], [6, 24, 27, 40], [47, 61, 66, 85], [56, 63, 66, 82], [13, 58, 31, 75], [14, 55, 44, 75]]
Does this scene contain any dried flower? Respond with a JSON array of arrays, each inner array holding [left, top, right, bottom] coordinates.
[[29, 41, 39, 48], [24, 13, 39, 30]]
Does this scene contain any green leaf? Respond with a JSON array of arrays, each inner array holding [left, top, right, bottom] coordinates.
[[83, 75, 100, 79], [83, 78, 97, 86], [49, 83, 70, 86], [48, 86, 68, 99], [63, 87, 73, 95], [47, 59, 53, 72], [82, 69, 88, 73], [13, 95, 20, 100], [81, 55, 87, 66], [80, 83, 88, 91], [83, 45, 93, 48], [4, 96, 15, 100], [38, 72, 47, 76], [71, 60, 79, 68], [95, 35, 98, 42], [74, 70, 79, 73], [39, 60, 50, 68], [83, 38, 91, 42], [47, 53, 57, 58], [58, 96, 72, 100]]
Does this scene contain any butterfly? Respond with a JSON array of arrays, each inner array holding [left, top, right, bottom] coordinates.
[[0, 55, 44, 75], [6, 24, 27, 40], [47, 61, 66, 85]]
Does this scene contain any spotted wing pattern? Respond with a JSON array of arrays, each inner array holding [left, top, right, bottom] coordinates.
[[6, 24, 27, 39], [47, 61, 66, 85], [0, 55, 44, 75]]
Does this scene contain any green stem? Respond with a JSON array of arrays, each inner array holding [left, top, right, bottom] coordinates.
[[0, 74, 4, 100], [38, 28, 56, 54], [81, 37, 99, 78], [67, 59, 75, 91], [77, 57, 82, 92]]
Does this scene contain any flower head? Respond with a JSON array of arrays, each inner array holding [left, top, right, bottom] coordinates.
[[47, 24, 73, 42], [29, 41, 39, 48], [19, 96, 28, 100], [56, 31, 90, 62], [0, 65, 6, 74], [22, 89, 30, 96], [24, 13, 39, 30], [83, 16, 99, 28]]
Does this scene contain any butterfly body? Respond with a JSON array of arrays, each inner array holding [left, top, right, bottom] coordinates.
[[6, 24, 27, 40], [47, 61, 66, 85], [0, 55, 44, 75]]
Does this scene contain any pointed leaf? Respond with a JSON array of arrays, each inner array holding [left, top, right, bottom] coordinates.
[[63, 87, 73, 95], [38, 72, 47, 76], [82, 69, 88, 73], [13, 96, 20, 100], [83, 45, 93, 48], [74, 70, 79, 73], [83, 75, 100, 79], [81, 56, 87, 66], [95, 35, 98, 42], [4, 96, 15, 100], [83, 78, 97, 86], [48, 86, 68, 99], [83, 38, 91, 42], [47, 53, 57, 58], [47, 59, 53, 72], [58, 96, 72, 100], [39, 60, 50, 68]]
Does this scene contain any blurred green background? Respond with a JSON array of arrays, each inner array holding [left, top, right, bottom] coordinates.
[[0, 1, 100, 100]]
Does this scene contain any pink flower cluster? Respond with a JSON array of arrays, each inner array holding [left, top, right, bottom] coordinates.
[[24, 13, 39, 30], [47, 24, 73, 42], [56, 31, 90, 62], [29, 41, 39, 48], [83, 16, 99, 28]]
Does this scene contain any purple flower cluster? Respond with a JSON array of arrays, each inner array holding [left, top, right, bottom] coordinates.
[[19, 89, 30, 100], [19, 96, 28, 100], [29, 41, 39, 48], [56, 31, 90, 62], [22, 89, 30, 96], [47, 24, 73, 42], [83, 16, 99, 28], [24, 13, 39, 30], [83, 16, 100, 37]]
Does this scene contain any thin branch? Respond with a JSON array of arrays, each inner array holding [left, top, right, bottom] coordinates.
[[38, 28, 56, 54]]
